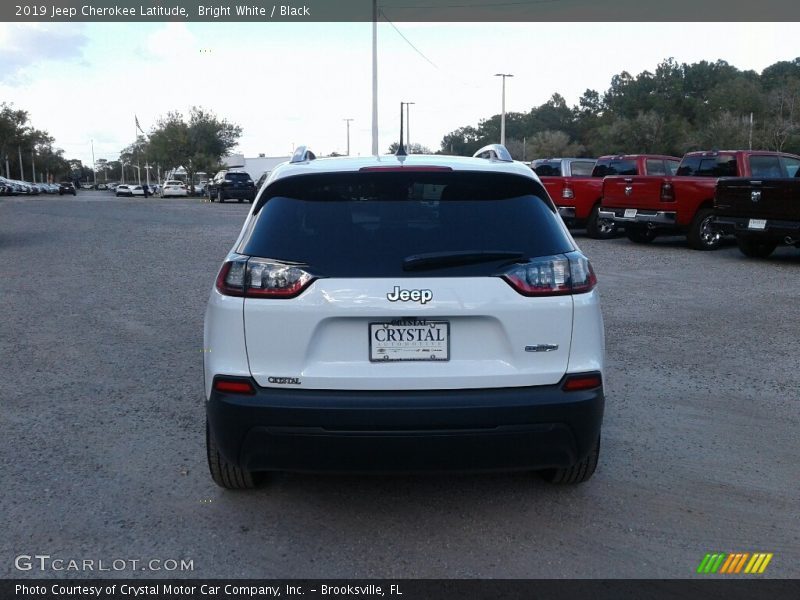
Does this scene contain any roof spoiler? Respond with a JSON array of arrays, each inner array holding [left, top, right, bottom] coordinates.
[[472, 144, 513, 162]]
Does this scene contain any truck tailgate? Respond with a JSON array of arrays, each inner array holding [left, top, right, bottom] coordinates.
[[715, 178, 800, 221], [602, 176, 668, 210]]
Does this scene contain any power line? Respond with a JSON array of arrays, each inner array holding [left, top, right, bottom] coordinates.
[[379, 9, 439, 69]]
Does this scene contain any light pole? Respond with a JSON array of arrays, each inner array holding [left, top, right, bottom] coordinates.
[[371, 0, 378, 155], [91, 139, 96, 186], [494, 73, 513, 146], [402, 102, 415, 151], [343, 118, 354, 155]]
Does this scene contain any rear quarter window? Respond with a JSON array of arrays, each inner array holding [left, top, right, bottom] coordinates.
[[570, 161, 595, 177], [241, 171, 575, 278], [532, 161, 562, 176]]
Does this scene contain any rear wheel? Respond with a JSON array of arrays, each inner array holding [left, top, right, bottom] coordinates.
[[688, 207, 723, 250], [625, 226, 657, 244], [540, 435, 600, 484], [206, 422, 260, 490], [586, 204, 616, 239], [737, 237, 777, 258]]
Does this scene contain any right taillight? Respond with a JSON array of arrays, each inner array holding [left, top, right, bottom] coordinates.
[[215, 257, 316, 299], [501, 252, 597, 297], [562, 183, 574, 199], [660, 181, 674, 202]]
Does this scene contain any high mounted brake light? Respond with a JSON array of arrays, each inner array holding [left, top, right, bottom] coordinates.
[[358, 166, 453, 172]]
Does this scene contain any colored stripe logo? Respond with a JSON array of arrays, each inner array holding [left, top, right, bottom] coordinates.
[[696, 553, 773, 574]]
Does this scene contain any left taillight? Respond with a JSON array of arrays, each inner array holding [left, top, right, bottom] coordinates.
[[215, 257, 316, 299], [501, 251, 597, 297]]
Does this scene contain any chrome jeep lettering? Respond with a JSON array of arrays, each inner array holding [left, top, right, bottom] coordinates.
[[386, 286, 433, 304]]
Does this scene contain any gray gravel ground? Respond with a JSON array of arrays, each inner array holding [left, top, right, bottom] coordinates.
[[1, 191, 798, 579]]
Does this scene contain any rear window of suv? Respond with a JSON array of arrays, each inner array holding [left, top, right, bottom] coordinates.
[[240, 171, 574, 278], [225, 173, 251, 181]]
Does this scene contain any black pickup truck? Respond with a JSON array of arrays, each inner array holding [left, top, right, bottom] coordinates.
[[713, 176, 800, 258]]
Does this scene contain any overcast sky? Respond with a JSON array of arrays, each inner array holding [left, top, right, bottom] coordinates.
[[1, 21, 799, 168]]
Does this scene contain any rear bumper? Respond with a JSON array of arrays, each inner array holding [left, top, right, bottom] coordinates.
[[714, 215, 800, 238], [206, 377, 604, 473], [600, 208, 677, 226], [220, 187, 255, 200]]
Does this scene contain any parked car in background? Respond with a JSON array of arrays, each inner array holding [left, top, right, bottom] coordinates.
[[535, 154, 679, 239], [204, 145, 605, 489], [97, 183, 108, 191], [115, 184, 132, 197], [713, 170, 800, 258], [0, 177, 11, 196], [107, 183, 120, 192], [161, 180, 188, 198], [207, 170, 256, 203], [59, 182, 77, 196], [600, 150, 800, 249]]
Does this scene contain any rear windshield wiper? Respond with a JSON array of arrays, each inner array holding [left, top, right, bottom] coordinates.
[[402, 250, 526, 271]]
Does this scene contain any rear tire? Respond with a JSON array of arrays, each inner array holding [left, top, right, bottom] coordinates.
[[540, 435, 600, 484], [688, 207, 723, 250], [737, 237, 777, 258], [206, 422, 259, 490], [625, 226, 657, 244], [586, 204, 616, 239]]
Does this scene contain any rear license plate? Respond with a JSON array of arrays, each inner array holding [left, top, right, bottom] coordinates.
[[748, 219, 767, 230], [624, 209, 637, 218], [369, 320, 450, 362]]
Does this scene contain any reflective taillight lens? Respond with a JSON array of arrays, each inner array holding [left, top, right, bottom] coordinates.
[[213, 377, 256, 395], [562, 184, 574, 199], [562, 372, 602, 391], [215, 257, 316, 299], [502, 252, 597, 296]]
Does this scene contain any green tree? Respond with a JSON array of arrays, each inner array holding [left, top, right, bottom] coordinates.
[[145, 107, 241, 191]]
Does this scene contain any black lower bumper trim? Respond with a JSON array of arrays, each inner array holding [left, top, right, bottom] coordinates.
[[206, 378, 604, 473]]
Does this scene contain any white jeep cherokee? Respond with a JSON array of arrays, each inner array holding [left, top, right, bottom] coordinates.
[[204, 145, 605, 489]]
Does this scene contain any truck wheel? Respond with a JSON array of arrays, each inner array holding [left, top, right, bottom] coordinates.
[[688, 207, 723, 250], [540, 435, 600, 484], [737, 237, 777, 259], [586, 204, 616, 239], [206, 421, 259, 490], [625, 226, 657, 244]]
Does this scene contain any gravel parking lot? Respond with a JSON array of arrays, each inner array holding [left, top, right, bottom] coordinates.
[[1, 191, 798, 579]]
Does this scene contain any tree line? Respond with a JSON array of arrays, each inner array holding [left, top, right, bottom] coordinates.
[[1, 103, 241, 185], [440, 57, 800, 159], [0, 103, 73, 182]]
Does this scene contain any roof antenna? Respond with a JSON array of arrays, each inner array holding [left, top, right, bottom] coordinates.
[[396, 102, 407, 156]]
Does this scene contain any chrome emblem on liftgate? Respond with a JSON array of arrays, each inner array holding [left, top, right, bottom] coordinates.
[[624, 186, 633, 196], [525, 344, 559, 353], [751, 190, 761, 203]]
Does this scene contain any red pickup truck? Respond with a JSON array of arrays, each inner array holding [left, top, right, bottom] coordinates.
[[599, 150, 800, 250], [534, 154, 680, 239]]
